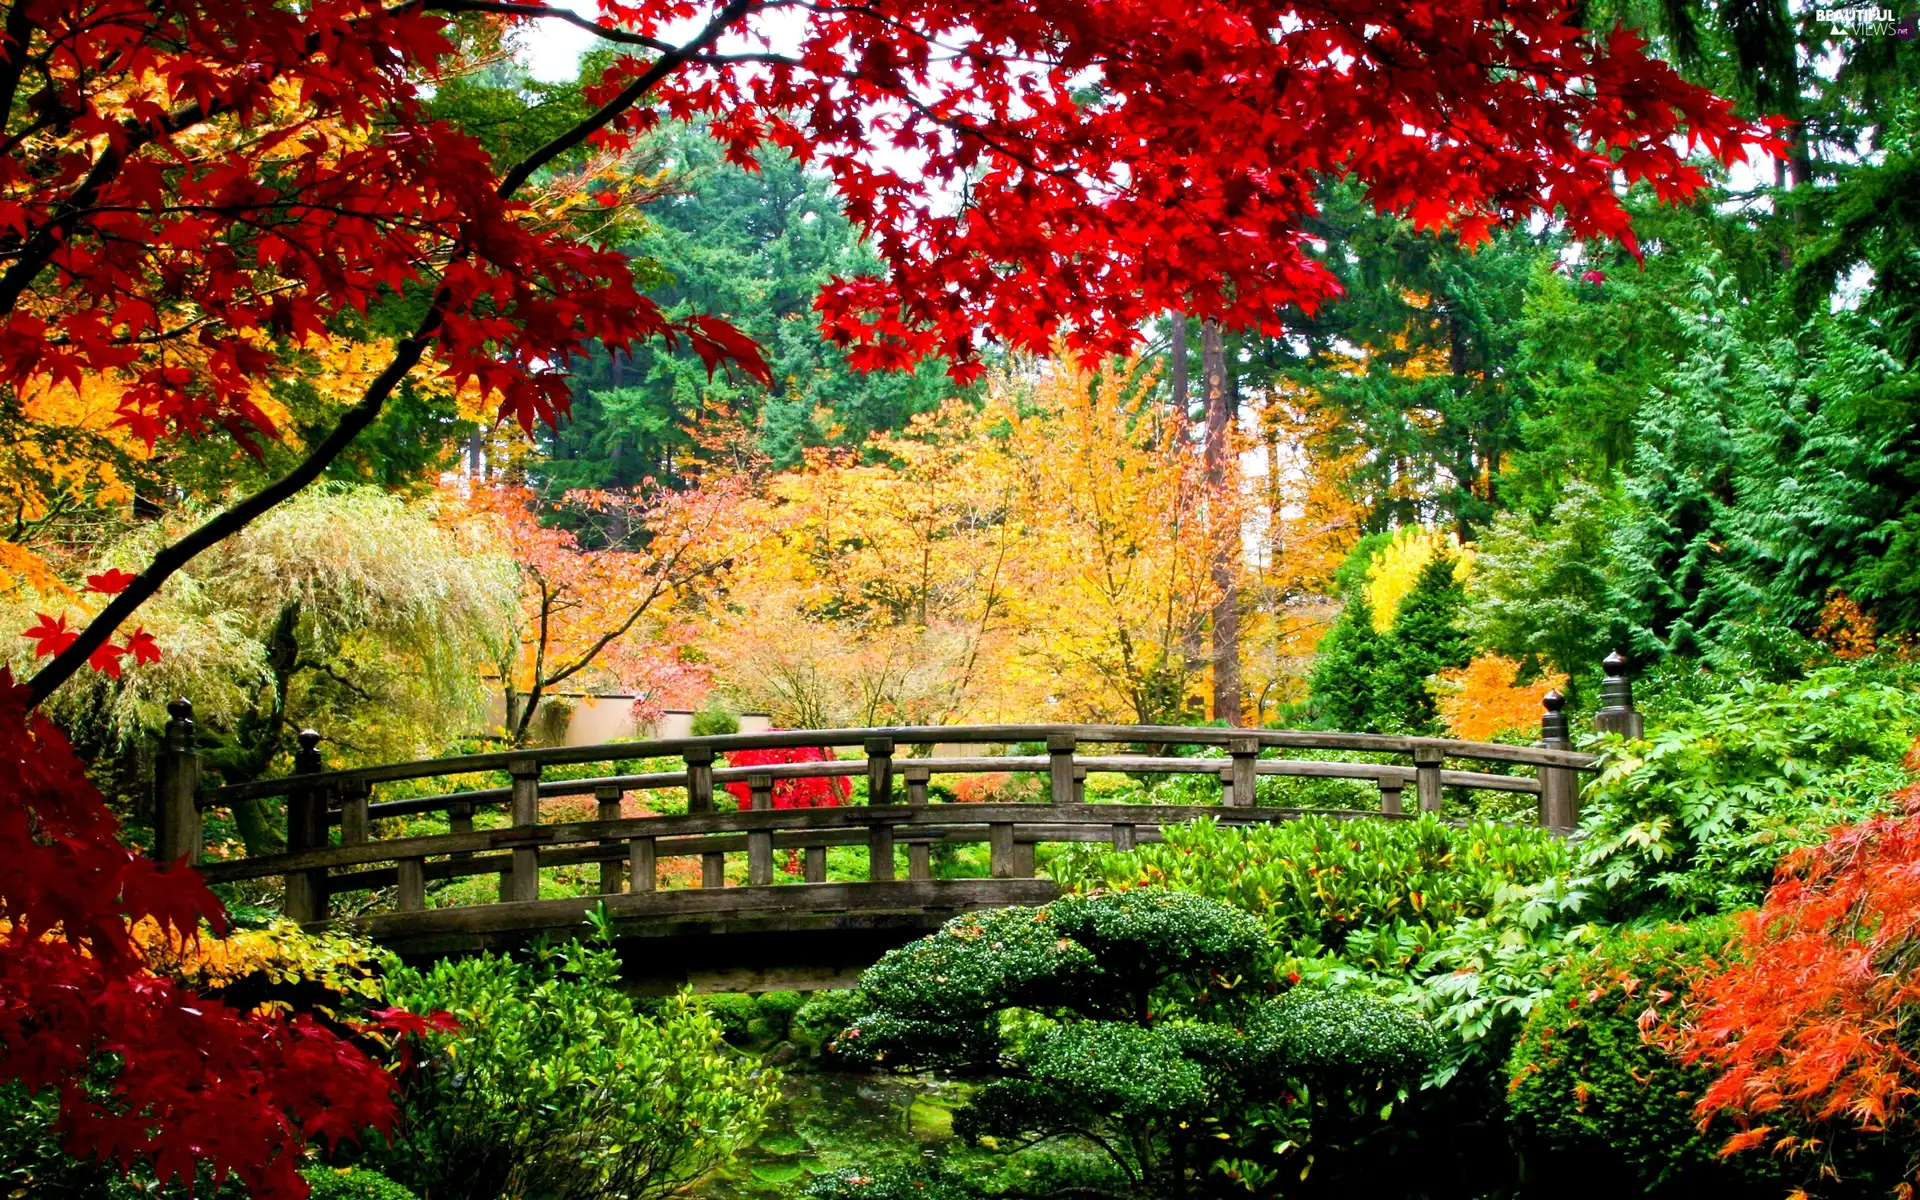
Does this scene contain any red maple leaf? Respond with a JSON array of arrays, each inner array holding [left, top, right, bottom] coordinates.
[[88, 641, 129, 678], [126, 627, 162, 666], [85, 568, 138, 594], [21, 613, 77, 659]]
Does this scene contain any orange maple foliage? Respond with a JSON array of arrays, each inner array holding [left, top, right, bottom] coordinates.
[[453, 480, 743, 744], [1432, 655, 1566, 742], [1665, 758, 1920, 1188], [1814, 591, 1881, 660]]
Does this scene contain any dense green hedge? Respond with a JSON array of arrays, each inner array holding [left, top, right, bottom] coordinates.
[[1505, 919, 1788, 1197]]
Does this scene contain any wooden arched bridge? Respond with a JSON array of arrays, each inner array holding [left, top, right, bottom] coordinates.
[[158, 668, 1641, 991]]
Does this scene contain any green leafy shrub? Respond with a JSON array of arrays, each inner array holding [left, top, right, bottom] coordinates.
[[300, 1166, 421, 1200], [370, 940, 777, 1200], [1579, 663, 1920, 917], [802, 1164, 977, 1200], [1505, 919, 1794, 1197], [790, 989, 869, 1058], [701, 992, 761, 1041], [756, 989, 806, 1019], [1052, 814, 1574, 975], [689, 702, 741, 737]]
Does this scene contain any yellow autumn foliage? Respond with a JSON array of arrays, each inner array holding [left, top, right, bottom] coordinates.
[[1366, 525, 1474, 631], [130, 917, 384, 1020]]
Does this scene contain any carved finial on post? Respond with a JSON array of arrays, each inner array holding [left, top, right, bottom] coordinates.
[[154, 699, 202, 863], [1538, 689, 1576, 833], [164, 697, 195, 750], [1539, 689, 1570, 749], [1593, 650, 1644, 740], [294, 728, 323, 774]]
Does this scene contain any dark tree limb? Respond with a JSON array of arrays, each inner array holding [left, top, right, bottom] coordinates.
[[25, 1, 763, 708]]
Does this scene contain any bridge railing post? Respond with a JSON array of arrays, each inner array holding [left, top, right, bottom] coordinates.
[[1413, 745, 1445, 813], [904, 765, 932, 881], [748, 772, 775, 886], [505, 756, 541, 902], [865, 737, 896, 881], [1229, 737, 1259, 807], [153, 698, 202, 865], [1047, 733, 1075, 804], [338, 779, 371, 846], [1593, 650, 1644, 740], [1379, 777, 1405, 815], [1538, 690, 1577, 832], [684, 747, 722, 888], [596, 784, 624, 894], [285, 729, 328, 924]]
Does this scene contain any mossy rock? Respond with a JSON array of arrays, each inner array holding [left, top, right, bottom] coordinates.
[[757, 1131, 808, 1157], [909, 1098, 955, 1140], [750, 1161, 807, 1184]]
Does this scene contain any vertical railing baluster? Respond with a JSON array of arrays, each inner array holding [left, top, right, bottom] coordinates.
[[865, 737, 895, 881], [1413, 745, 1445, 813], [1378, 778, 1405, 816], [153, 698, 202, 865], [904, 765, 931, 881], [804, 845, 826, 883], [684, 747, 722, 889], [1217, 764, 1235, 806], [1539, 690, 1577, 831], [1229, 736, 1259, 807], [748, 772, 774, 886], [1072, 763, 1087, 804], [989, 821, 1016, 879], [1111, 823, 1135, 852], [448, 799, 473, 861], [505, 756, 541, 903], [396, 858, 425, 912], [339, 780, 371, 846], [285, 728, 327, 924], [629, 835, 656, 893], [596, 784, 624, 894], [1047, 733, 1075, 804]]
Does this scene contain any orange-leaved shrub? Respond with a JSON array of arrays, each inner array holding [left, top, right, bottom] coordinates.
[[1663, 750, 1920, 1191]]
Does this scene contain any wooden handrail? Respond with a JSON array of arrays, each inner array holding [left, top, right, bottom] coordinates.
[[201, 723, 1598, 804], [325, 754, 1546, 821], [194, 802, 1398, 885]]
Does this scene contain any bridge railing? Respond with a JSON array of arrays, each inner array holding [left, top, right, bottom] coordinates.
[[155, 655, 1643, 931]]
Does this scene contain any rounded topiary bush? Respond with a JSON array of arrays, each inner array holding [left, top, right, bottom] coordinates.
[[701, 992, 760, 1041], [1506, 919, 1789, 1198], [301, 1166, 420, 1200]]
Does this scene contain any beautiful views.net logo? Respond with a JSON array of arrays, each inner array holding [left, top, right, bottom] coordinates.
[[1815, 4, 1918, 36]]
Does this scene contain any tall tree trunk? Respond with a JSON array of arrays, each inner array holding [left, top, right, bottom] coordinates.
[[1172, 312, 1210, 685], [1170, 311, 1189, 413], [1201, 320, 1241, 725]]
